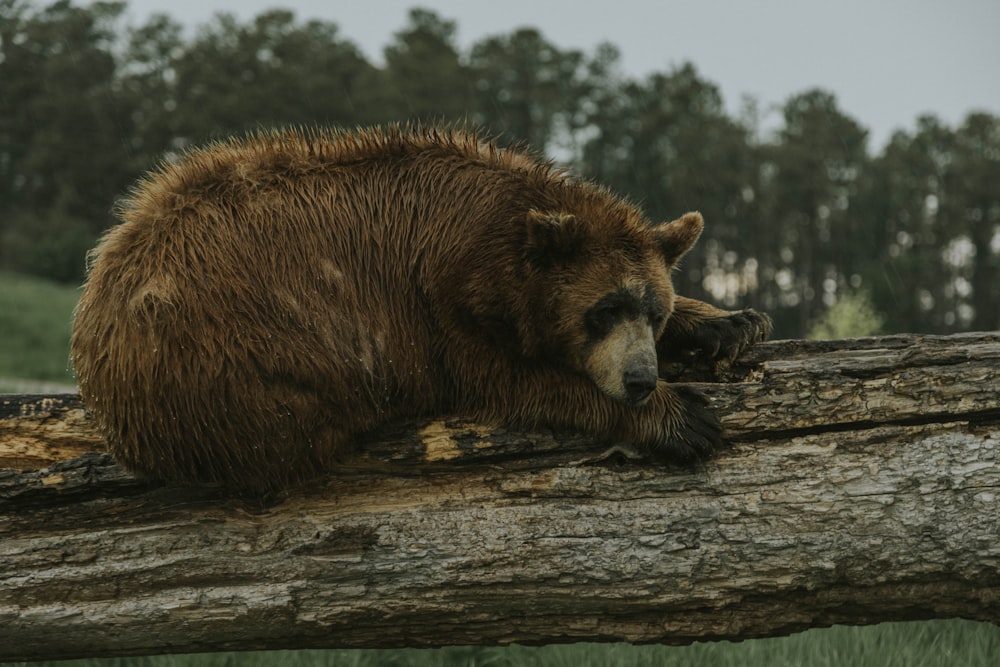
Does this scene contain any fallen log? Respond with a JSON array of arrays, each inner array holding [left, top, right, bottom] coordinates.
[[1, 332, 998, 661]]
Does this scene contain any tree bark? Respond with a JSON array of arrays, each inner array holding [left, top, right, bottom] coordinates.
[[1, 332, 999, 661]]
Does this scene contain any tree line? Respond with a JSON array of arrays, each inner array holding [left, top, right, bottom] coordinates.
[[2, 1, 998, 338]]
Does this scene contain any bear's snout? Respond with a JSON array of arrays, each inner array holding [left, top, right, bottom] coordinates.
[[623, 366, 657, 404], [585, 317, 659, 406]]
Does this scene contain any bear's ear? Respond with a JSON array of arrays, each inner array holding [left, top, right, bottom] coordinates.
[[525, 210, 586, 264], [652, 211, 704, 265]]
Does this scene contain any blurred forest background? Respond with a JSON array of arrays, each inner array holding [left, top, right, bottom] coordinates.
[[2, 0, 999, 341], [2, 4, 1000, 664]]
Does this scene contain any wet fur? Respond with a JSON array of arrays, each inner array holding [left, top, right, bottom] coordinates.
[[71, 126, 771, 492]]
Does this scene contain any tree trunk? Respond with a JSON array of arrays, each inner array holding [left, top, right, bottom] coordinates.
[[1, 332, 999, 662]]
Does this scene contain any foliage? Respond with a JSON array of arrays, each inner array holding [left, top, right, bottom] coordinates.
[[807, 290, 885, 340], [383, 9, 472, 123], [1, 1, 999, 339], [469, 27, 592, 150]]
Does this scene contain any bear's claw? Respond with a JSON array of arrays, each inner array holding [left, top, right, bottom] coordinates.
[[677, 308, 772, 362]]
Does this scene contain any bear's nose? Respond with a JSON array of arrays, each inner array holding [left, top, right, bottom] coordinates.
[[623, 369, 657, 404]]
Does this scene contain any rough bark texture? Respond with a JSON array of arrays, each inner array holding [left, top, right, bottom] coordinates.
[[1, 332, 998, 661]]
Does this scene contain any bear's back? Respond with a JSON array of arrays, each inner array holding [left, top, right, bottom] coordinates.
[[96, 127, 558, 304]]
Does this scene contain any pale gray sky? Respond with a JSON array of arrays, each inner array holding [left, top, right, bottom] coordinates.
[[122, 0, 1000, 150]]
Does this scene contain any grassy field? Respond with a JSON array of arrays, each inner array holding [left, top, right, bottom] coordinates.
[[2, 273, 999, 665], [3, 620, 999, 666], [0, 271, 78, 390]]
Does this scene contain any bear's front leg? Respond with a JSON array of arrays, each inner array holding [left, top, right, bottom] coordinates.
[[619, 381, 721, 463], [658, 296, 772, 363], [451, 354, 723, 466]]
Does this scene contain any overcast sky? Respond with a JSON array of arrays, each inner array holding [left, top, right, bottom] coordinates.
[[122, 0, 1000, 151]]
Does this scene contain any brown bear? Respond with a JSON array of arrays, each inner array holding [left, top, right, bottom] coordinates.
[[71, 126, 771, 492]]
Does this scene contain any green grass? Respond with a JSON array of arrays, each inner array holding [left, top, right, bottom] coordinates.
[[3, 621, 999, 666], [0, 272, 79, 389]]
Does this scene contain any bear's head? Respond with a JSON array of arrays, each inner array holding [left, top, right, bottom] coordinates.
[[524, 209, 703, 406]]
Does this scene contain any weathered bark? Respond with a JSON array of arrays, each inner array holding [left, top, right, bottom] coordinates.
[[1, 332, 998, 661]]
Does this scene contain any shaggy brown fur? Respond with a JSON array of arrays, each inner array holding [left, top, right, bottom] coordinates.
[[71, 126, 771, 492]]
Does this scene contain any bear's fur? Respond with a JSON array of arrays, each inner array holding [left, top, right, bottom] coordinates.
[[71, 126, 771, 492]]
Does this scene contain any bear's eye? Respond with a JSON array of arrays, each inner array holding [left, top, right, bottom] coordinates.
[[585, 303, 625, 339], [642, 285, 667, 330]]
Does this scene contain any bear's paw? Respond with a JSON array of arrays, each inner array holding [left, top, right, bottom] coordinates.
[[677, 309, 772, 362], [643, 384, 722, 464]]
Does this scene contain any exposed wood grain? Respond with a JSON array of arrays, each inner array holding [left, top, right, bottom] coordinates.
[[1, 332, 999, 661], [0, 394, 99, 469]]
